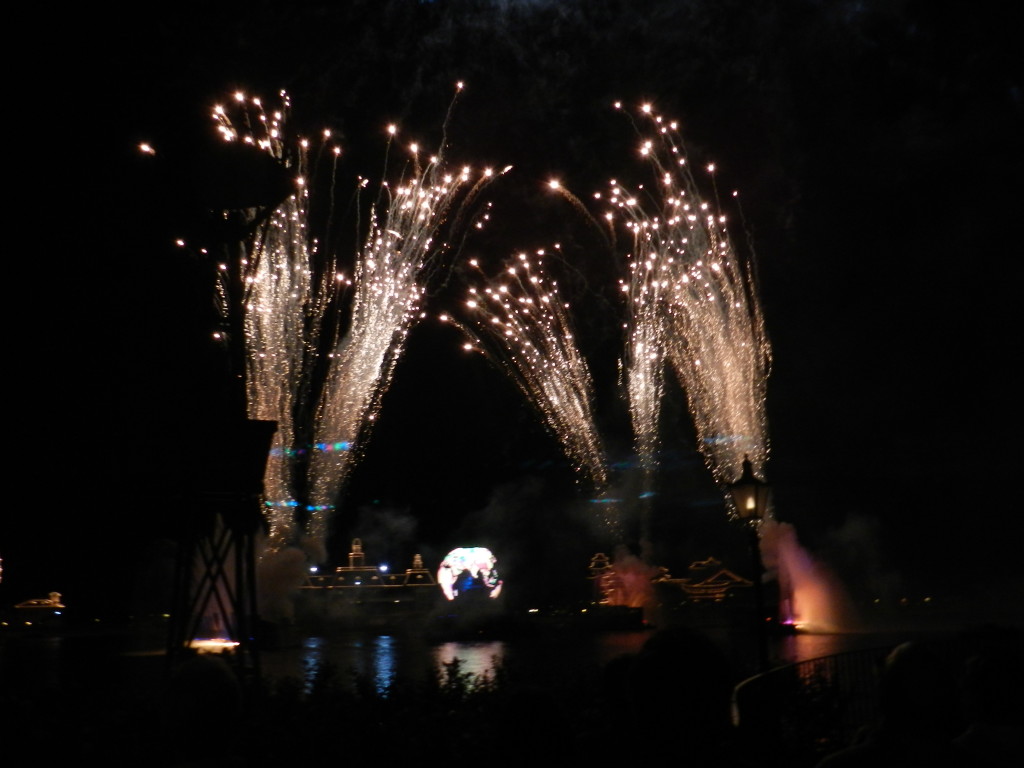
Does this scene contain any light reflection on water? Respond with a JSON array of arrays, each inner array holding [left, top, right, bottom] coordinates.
[[773, 626, 969, 668], [0, 621, 965, 699], [277, 633, 437, 695], [258, 625, 960, 695], [433, 640, 506, 680], [259, 630, 648, 694]]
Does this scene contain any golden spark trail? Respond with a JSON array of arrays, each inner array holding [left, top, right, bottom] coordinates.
[[445, 248, 608, 490], [605, 102, 772, 506], [211, 91, 340, 553], [210, 86, 501, 563], [548, 179, 615, 251], [305, 98, 504, 558]]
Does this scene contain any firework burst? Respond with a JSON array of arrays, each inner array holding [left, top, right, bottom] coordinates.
[[603, 102, 772, 507], [210, 90, 342, 552], [443, 247, 608, 490], [305, 87, 508, 557], [206, 85, 504, 561]]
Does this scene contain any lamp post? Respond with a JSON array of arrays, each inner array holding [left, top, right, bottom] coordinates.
[[728, 455, 772, 673]]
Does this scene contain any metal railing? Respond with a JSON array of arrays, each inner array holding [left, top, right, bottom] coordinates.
[[733, 632, 972, 766], [732, 646, 891, 767]]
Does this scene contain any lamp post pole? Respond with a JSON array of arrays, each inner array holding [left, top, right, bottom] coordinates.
[[747, 520, 769, 673], [728, 455, 772, 673]]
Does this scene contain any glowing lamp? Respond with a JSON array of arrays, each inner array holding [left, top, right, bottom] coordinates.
[[728, 455, 771, 524]]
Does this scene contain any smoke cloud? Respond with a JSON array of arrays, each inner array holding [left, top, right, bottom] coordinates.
[[759, 519, 861, 633]]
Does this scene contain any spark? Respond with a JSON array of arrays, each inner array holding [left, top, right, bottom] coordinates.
[[605, 103, 772, 512], [210, 90, 341, 552], [210, 85, 502, 561], [304, 86, 503, 555], [445, 249, 608, 490]]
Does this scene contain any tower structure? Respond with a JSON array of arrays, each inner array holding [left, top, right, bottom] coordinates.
[[166, 419, 277, 674], [160, 141, 291, 673]]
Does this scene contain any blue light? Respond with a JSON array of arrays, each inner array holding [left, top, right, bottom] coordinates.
[[313, 441, 351, 453]]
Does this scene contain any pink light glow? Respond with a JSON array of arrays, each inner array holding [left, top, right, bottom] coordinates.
[[760, 520, 860, 634]]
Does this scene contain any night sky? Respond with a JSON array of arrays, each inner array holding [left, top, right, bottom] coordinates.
[[6, 0, 1021, 618]]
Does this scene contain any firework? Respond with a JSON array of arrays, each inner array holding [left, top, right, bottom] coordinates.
[[604, 102, 772, 506], [209, 85, 504, 561], [305, 89, 507, 557], [444, 247, 608, 490], [211, 91, 342, 552]]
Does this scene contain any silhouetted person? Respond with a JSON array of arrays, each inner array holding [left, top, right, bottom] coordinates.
[[816, 640, 968, 767], [953, 624, 1024, 767], [613, 625, 764, 766]]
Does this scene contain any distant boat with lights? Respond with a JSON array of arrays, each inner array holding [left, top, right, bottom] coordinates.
[[292, 540, 646, 636], [293, 539, 443, 630], [9, 592, 66, 630]]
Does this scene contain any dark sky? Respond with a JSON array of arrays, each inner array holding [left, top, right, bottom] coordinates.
[[6, 0, 1022, 615]]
